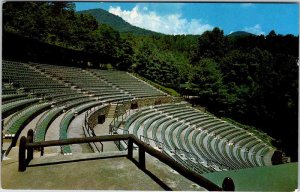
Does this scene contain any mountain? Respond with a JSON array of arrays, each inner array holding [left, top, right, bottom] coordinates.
[[227, 31, 255, 37], [77, 8, 162, 36]]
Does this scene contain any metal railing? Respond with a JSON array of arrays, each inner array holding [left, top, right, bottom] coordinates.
[[18, 129, 234, 191], [140, 135, 164, 151]]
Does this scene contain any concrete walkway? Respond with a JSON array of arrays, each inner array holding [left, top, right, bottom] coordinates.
[[68, 112, 93, 153], [93, 118, 119, 152], [44, 112, 66, 154]]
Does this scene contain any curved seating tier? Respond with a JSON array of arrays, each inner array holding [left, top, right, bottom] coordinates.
[[34, 107, 64, 142], [114, 103, 276, 174], [2, 97, 40, 118], [4, 102, 51, 137], [2, 93, 28, 101]]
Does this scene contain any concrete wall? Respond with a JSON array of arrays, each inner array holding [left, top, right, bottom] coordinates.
[[87, 105, 110, 129], [115, 96, 173, 115]]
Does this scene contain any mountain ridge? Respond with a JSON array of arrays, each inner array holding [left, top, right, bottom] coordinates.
[[227, 31, 255, 37], [77, 8, 163, 36]]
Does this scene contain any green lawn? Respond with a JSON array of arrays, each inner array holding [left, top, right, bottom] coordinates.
[[202, 162, 298, 191]]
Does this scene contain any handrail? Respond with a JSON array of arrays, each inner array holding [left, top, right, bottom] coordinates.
[[19, 129, 234, 191], [26, 134, 130, 148], [140, 135, 164, 150]]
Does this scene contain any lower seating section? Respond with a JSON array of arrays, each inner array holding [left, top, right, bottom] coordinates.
[[113, 103, 276, 174]]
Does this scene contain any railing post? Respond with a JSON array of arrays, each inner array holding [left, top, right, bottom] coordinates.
[[127, 138, 133, 159], [222, 177, 235, 191], [41, 147, 44, 156], [19, 136, 27, 172], [27, 129, 34, 163], [139, 146, 146, 170]]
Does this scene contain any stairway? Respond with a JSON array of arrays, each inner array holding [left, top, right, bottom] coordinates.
[[107, 104, 117, 118]]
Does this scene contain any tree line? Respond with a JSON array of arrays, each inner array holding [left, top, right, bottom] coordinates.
[[3, 2, 299, 161]]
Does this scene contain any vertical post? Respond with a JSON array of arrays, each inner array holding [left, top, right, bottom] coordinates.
[[41, 147, 44, 156], [139, 146, 145, 170], [26, 129, 34, 163], [127, 138, 133, 159], [222, 177, 235, 191], [19, 136, 27, 172]]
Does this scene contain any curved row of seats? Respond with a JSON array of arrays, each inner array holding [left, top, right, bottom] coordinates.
[[2, 97, 39, 118], [114, 103, 275, 174], [4, 102, 51, 137]]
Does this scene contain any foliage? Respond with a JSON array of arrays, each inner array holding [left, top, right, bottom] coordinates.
[[3, 2, 134, 70]]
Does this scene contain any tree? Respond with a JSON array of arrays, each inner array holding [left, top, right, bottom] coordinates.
[[189, 58, 226, 107], [191, 27, 227, 64]]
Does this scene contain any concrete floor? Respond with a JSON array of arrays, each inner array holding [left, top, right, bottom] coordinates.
[[1, 155, 163, 190], [1, 151, 207, 191], [93, 118, 119, 152]]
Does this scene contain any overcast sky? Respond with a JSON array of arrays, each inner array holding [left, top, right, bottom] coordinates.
[[75, 2, 299, 35]]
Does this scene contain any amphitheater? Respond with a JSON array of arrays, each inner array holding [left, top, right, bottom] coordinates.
[[1, 60, 297, 191]]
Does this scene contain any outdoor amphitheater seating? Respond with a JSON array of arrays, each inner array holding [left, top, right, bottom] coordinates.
[[115, 103, 275, 174]]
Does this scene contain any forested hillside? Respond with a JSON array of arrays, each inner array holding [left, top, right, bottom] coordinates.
[[2, 2, 299, 161], [77, 8, 161, 36]]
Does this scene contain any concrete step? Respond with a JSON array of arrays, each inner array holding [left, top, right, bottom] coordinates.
[[107, 104, 117, 118]]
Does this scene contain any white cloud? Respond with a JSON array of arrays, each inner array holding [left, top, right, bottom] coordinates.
[[243, 24, 265, 35], [241, 3, 254, 8], [108, 5, 213, 35]]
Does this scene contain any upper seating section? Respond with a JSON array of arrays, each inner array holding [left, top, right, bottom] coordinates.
[[30, 63, 130, 98], [3, 61, 65, 90], [88, 69, 166, 98], [3, 61, 83, 103]]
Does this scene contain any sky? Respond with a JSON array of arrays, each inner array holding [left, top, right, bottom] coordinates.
[[75, 2, 299, 36]]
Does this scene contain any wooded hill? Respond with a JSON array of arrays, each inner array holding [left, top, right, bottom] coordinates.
[[2, 2, 299, 161], [77, 8, 161, 36]]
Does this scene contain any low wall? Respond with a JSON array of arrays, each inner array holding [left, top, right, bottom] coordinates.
[[115, 96, 173, 116], [87, 105, 110, 129]]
